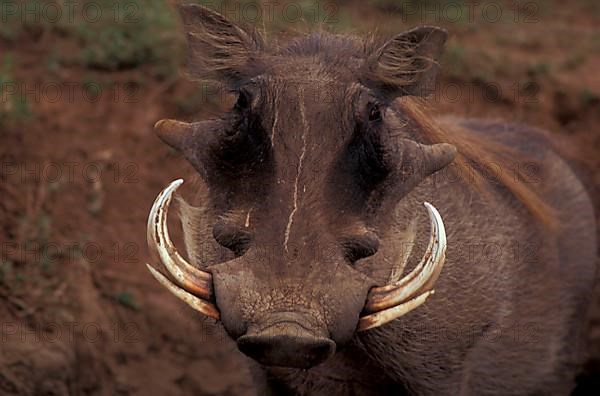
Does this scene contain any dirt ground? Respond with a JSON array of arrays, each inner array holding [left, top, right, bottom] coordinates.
[[0, 1, 599, 395]]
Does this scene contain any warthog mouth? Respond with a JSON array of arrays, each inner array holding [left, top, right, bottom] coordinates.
[[145, 179, 447, 336]]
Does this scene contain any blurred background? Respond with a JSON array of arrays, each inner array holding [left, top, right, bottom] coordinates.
[[0, 0, 599, 394]]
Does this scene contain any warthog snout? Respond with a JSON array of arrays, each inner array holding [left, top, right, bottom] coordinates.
[[145, 180, 448, 368], [237, 316, 335, 368], [207, 249, 374, 368]]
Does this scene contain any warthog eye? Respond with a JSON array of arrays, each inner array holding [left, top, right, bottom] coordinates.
[[368, 103, 382, 122], [234, 89, 251, 111]]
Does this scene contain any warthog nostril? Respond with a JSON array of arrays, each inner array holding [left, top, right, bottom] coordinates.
[[237, 322, 336, 369]]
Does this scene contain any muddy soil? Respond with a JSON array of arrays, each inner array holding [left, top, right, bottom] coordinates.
[[1, 1, 599, 394]]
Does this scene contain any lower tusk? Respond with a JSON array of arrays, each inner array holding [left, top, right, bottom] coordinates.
[[357, 290, 434, 332], [363, 202, 446, 314], [146, 264, 220, 320], [147, 179, 213, 300]]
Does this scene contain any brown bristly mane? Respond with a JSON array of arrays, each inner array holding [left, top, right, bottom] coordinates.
[[397, 97, 558, 229]]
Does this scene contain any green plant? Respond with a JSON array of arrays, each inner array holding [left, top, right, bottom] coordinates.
[[45, 50, 61, 73], [0, 260, 14, 284], [561, 53, 586, 71], [0, 0, 46, 41], [115, 291, 140, 310], [579, 89, 599, 106], [443, 43, 467, 78], [72, 0, 183, 74], [526, 61, 551, 78], [0, 54, 31, 127]]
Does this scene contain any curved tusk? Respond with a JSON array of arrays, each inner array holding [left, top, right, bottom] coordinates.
[[146, 264, 220, 319], [363, 202, 446, 315], [147, 179, 213, 300], [357, 290, 434, 332]]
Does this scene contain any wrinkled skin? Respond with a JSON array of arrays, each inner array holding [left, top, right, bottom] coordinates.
[[150, 4, 597, 395]]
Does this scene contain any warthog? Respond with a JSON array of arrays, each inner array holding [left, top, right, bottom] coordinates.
[[145, 4, 597, 395]]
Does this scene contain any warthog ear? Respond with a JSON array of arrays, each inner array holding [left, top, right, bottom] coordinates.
[[364, 26, 447, 98], [178, 4, 263, 86]]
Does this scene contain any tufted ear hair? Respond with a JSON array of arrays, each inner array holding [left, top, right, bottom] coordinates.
[[363, 26, 447, 98], [178, 4, 264, 87]]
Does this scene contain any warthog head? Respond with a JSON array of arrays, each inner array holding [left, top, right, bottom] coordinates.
[[146, 4, 456, 369]]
